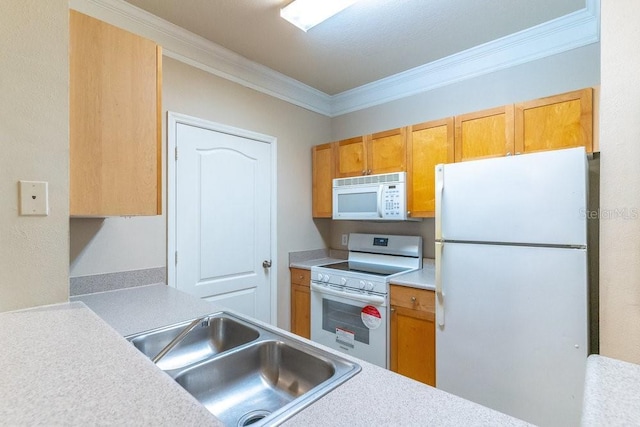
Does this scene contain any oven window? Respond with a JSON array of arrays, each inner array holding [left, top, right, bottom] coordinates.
[[322, 298, 369, 345]]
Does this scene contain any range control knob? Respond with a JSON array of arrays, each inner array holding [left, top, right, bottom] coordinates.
[[341, 277, 348, 285], [367, 282, 375, 291], [323, 274, 330, 283], [317, 273, 323, 282], [359, 280, 366, 290]]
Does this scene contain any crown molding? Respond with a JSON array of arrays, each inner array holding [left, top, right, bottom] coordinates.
[[70, 0, 600, 118], [69, 0, 333, 115], [331, 0, 600, 116]]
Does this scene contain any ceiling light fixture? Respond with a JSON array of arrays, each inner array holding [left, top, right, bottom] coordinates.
[[280, 0, 360, 32]]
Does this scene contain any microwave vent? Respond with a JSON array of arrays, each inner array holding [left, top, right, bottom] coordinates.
[[334, 172, 402, 187]]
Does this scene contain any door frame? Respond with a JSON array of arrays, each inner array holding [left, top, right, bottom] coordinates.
[[167, 111, 278, 325]]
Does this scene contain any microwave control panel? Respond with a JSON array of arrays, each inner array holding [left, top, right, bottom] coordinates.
[[382, 185, 403, 217]]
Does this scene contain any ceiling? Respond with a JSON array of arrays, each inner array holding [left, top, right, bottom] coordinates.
[[123, 0, 585, 96]]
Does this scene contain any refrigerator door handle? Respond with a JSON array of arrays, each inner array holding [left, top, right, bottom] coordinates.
[[435, 164, 444, 241], [435, 241, 444, 327]]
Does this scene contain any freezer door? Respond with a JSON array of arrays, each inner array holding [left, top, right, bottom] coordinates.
[[435, 242, 588, 427], [436, 147, 587, 246]]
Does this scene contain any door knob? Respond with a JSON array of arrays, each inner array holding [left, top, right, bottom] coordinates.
[[262, 260, 272, 268]]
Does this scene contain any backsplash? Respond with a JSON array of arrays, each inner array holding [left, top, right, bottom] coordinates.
[[328, 218, 436, 258], [70, 267, 166, 296]]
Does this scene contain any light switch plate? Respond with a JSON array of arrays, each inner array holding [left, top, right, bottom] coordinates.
[[341, 234, 348, 246], [19, 181, 49, 216]]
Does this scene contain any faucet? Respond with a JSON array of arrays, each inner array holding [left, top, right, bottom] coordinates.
[[151, 316, 210, 364]]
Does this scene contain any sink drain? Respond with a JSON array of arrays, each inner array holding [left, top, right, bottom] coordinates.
[[238, 410, 272, 426]]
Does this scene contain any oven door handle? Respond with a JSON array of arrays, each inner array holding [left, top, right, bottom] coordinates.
[[311, 282, 386, 306]]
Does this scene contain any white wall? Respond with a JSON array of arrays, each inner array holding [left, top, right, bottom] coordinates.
[[0, 0, 69, 312], [599, 0, 640, 364]]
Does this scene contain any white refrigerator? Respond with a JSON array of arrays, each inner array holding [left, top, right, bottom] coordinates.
[[434, 147, 589, 427]]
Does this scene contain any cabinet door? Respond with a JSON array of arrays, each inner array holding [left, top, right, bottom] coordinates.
[[366, 128, 407, 175], [312, 143, 335, 218], [454, 105, 515, 162], [70, 11, 161, 216], [335, 136, 366, 178], [407, 119, 454, 217], [390, 286, 436, 386], [515, 88, 593, 154], [290, 268, 311, 339]]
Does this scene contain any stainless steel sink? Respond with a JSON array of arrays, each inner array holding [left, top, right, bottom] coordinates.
[[126, 312, 360, 426], [129, 314, 260, 371]]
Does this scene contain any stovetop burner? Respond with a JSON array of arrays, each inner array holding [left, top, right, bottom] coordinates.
[[317, 261, 411, 277]]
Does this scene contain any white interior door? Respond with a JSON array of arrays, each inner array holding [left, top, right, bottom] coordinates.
[[168, 114, 274, 323]]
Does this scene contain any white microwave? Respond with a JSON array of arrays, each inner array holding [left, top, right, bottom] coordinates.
[[332, 172, 411, 221]]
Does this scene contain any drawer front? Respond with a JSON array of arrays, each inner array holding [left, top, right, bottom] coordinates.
[[290, 268, 310, 287], [390, 285, 435, 313]]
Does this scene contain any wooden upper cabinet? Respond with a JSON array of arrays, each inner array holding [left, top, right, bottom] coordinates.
[[515, 88, 593, 154], [335, 129, 406, 178], [70, 11, 162, 216], [407, 118, 454, 217], [366, 128, 407, 175], [335, 136, 366, 178], [454, 105, 515, 162], [312, 142, 335, 218]]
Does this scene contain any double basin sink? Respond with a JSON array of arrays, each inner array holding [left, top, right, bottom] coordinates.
[[126, 312, 361, 426]]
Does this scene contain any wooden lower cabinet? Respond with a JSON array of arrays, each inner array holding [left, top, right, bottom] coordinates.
[[290, 268, 311, 339], [390, 285, 436, 386]]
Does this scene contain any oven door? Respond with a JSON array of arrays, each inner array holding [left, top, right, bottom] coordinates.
[[310, 282, 388, 368]]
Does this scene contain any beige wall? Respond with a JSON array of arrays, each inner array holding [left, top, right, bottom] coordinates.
[[164, 58, 332, 329], [65, 6, 602, 335], [0, 0, 69, 312], [70, 56, 332, 328], [329, 44, 600, 263], [332, 43, 600, 140], [599, 0, 640, 364]]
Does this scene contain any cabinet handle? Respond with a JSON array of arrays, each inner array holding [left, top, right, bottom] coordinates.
[[367, 169, 372, 175], [390, 307, 396, 313], [362, 170, 367, 175], [411, 296, 416, 303]]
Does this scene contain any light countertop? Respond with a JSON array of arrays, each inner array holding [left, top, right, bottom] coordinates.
[[581, 354, 640, 426], [0, 284, 532, 425], [289, 257, 344, 270], [0, 300, 219, 426], [389, 258, 436, 290], [69, 284, 526, 426], [8, 284, 636, 425]]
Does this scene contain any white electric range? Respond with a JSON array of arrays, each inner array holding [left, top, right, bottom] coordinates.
[[310, 233, 422, 368]]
